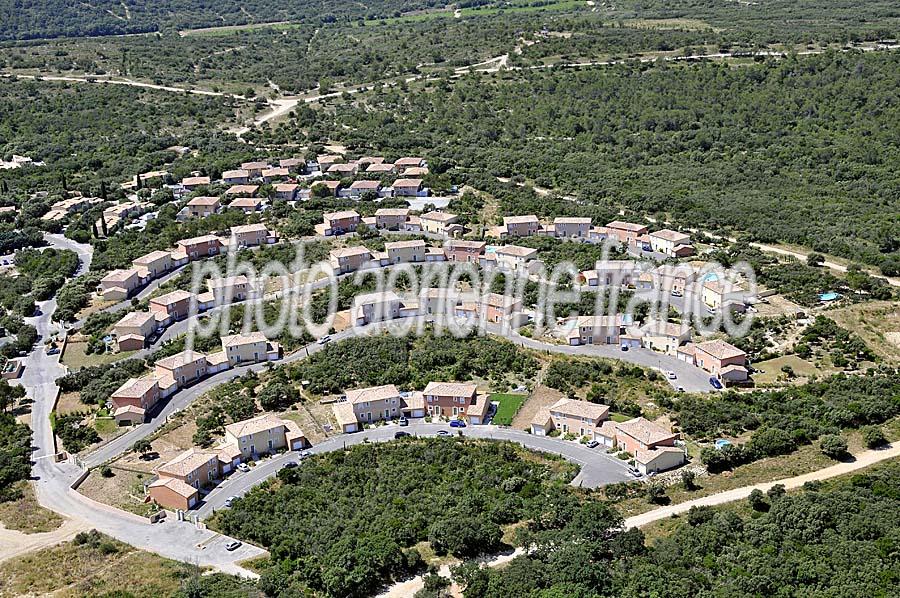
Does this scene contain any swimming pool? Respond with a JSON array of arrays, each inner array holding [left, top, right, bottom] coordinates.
[[819, 291, 841, 302]]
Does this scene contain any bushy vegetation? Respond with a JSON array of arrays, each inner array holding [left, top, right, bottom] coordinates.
[[462, 461, 900, 597], [309, 51, 900, 273], [665, 369, 900, 471], [288, 331, 538, 394], [0, 386, 31, 500], [215, 438, 578, 597], [54, 414, 101, 452]]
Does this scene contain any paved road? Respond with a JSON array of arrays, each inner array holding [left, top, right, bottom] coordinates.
[[44, 233, 93, 276], [14, 235, 265, 576], [196, 422, 634, 518]]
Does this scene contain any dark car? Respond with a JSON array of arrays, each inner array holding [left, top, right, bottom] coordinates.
[[436, 430, 452, 437], [394, 431, 411, 439], [449, 419, 467, 428], [709, 377, 723, 390], [281, 461, 298, 470]]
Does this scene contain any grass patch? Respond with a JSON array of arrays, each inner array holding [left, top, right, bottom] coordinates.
[[0, 482, 63, 534], [61, 341, 136, 371], [609, 412, 632, 423], [489, 393, 527, 425], [752, 354, 836, 386], [76, 468, 153, 517], [829, 300, 900, 364]]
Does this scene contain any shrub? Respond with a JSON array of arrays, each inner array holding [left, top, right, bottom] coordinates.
[[820, 434, 848, 460], [861, 425, 887, 449]]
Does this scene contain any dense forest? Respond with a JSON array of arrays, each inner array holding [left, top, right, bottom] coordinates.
[[215, 438, 579, 597], [0, 0, 449, 41], [300, 50, 900, 273], [459, 461, 900, 597], [0, 380, 30, 501]]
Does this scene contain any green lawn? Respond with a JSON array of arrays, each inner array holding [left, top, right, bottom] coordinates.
[[489, 393, 527, 426]]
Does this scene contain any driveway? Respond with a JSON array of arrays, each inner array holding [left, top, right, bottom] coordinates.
[[196, 422, 634, 518]]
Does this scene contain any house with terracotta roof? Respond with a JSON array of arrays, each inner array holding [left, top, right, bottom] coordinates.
[[480, 292, 522, 324], [311, 179, 341, 197], [261, 167, 289, 182], [444, 239, 485, 263], [154, 350, 208, 389], [227, 196, 263, 214], [488, 244, 538, 272], [221, 331, 280, 366], [605, 221, 649, 245], [114, 311, 158, 351], [366, 162, 397, 174], [224, 413, 307, 460], [393, 178, 425, 197], [374, 208, 410, 230], [274, 183, 300, 201], [692, 339, 749, 383], [348, 179, 381, 198], [702, 280, 747, 313], [552, 217, 592, 239], [401, 166, 429, 177], [385, 239, 426, 264], [420, 210, 459, 235], [502, 215, 540, 238], [241, 161, 270, 177], [649, 229, 694, 257], [185, 196, 220, 218], [148, 476, 199, 511], [316, 210, 360, 236], [596, 417, 685, 474], [181, 176, 210, 191], [563, 315, 631, 346], [327, 162, 359, 177], [352, 291, 402, 326], [395, 157, 425, 168], [531, 398, 610, 437], [230, 223, 273, 247], [422, 382, 479, 420], [156, 448, 220, 491], [207, 275, 251, 302], [110, 377, 161, 423], [132, 250, 173, 281], [329, 246, 373, 274], [316, 154, 343, 169], [222, 169, 249, 185], [97, 268, 142, 301], [333, 384, 404, 431], [640, 320, 692, 355], [580, 260, 644, 288], [175, 235, 222, 260], [279, 157, 305, 172], [149, 289, 193, 323]]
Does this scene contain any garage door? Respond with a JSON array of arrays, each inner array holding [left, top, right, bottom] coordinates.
[[532, 426, 545, 436], [291, 439, 303, 450], [188, 496, 198, 507], [345, 423, 358, 433], [470, 416, 481, 425]]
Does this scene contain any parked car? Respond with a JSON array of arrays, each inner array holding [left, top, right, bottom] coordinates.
[[586, 440, 600, 448], [224, 496, 238, 508], [709, 376, 723, 389], [317, 335, 332, 345], [398, 417, 409, 426], [237, 463, 250, 472], [436, 430, 451, 436], [629, 468, 641, 477], [676, 386, 685, 392], [449, 419, 467, 428], [225, 540, 242, 551], [620, 344, 629, 351], [47, 347, 60, 355], [298, 450, 312, 459], [394, 431, 411, 439], [281, 461, 298, 470], [666, 371, 677, 380]]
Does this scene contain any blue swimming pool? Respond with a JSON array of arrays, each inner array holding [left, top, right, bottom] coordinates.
[[819, 292, 841, 302], [703, 273, 719, 282]]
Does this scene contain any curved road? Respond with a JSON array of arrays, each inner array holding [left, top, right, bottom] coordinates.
[[195, 422, 635, 518], [14, 234, 265, 575]]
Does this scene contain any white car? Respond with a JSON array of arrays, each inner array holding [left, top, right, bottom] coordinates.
[[666, 371, 677, 380], [237, 463, 250, 473], [317, 335, 332, 345]]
